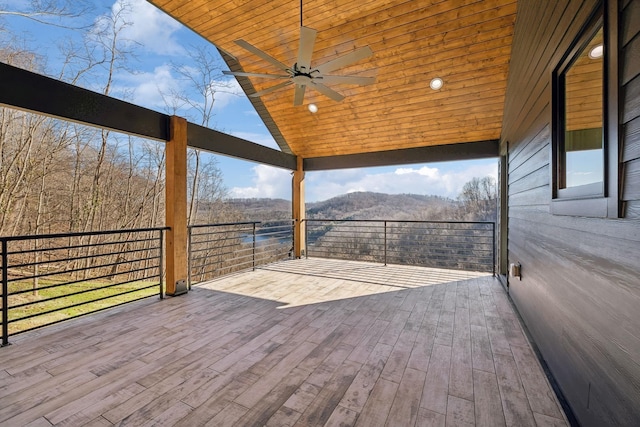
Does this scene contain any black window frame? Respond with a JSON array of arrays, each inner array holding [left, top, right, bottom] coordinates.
[[551, 1, 620, 218]]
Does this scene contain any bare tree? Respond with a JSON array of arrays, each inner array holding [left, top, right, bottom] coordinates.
[[0, 48, 59, 234], [0, 0, 91, 30], [74, 1, 136, 231], [161, 44, 234, 224], [458, 176, 497, 221]]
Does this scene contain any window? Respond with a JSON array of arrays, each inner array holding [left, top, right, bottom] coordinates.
[[561, 26, 604, 192], [551, 3, 619, 217]]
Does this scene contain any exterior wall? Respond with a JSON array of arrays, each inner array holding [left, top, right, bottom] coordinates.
[[501, 1, 640, 426]]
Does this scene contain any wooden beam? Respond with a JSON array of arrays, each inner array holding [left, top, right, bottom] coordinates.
[[293, 157, 306, 258], [165, 116, 188, 296], [303, 140, 499, 171], [187, 122, 296, 170], [0, 62, 168, 141]]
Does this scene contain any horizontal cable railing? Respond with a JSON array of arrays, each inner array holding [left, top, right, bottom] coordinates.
[[304, 219, 495, 274], [188, 220, 294, 286], [1, 227, 168, 346]]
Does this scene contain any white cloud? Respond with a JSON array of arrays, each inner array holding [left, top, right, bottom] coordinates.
[[114, 66, 244, 115], [110, 0, 185, 56], [229, 165, 291, 199], [210, 79, 244, 111], [115, 64, 179, 109], [395, 166, 439, 178]]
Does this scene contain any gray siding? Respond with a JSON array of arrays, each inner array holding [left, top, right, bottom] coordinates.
[[622, 0, 640, 216], [501, 0, 640, 426]]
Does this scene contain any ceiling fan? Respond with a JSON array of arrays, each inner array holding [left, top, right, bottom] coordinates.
[[222, 2, 375, 106]]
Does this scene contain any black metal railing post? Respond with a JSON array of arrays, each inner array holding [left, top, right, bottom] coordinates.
[[252, 222, 257, 271], [187, 226, 192, 290], [304, 219, 308, 259], [159, 229, 165, 299], [384, 221, 388, 266], [2, 239, 8, 346], [291, 220, 296, 259], [492, 222, 496, 277]]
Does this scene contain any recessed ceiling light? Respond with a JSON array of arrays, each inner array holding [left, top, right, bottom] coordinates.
[[589, 44, 604, 59], [308, 103, 318, 113], [430, 77, 443, 90]]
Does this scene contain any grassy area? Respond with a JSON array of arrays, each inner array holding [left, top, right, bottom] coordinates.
[[6, 278, 159, 336]]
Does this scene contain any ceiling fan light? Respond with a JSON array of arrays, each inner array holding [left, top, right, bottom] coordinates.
[[430, 77, 443, 90], [308, 103, 318, 113]]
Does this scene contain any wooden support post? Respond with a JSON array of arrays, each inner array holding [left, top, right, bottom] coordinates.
[[293, 156, 306, 258], [165, 116, 188, 296]]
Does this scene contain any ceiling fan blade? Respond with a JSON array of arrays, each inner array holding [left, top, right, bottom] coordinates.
[[317, 75, 375, 85], [297, 26, 317, 72], [293, 84, 306, 106], [315, 46, 373, 74], [250, 81, 293, 98], [234, 39, 290, 72], [310, 82, 345, 102], [223, 70, 290, 79]]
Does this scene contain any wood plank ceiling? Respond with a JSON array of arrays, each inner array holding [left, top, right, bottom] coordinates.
[[148, 0, 517, 159]]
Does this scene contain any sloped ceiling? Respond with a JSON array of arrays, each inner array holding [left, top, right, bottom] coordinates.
[[148, 0, 517, 159]]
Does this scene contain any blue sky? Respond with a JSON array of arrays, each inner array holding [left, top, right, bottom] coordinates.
[[1, 0, 497, 202]]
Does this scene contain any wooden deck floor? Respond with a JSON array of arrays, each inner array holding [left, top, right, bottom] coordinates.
[[0, 259, 568, 426]]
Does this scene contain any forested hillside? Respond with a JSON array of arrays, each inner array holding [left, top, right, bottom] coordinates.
[[224, 199, 291, 221], [306, 192, 456, 220]]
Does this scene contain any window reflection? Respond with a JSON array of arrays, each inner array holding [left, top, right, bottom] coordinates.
[[562, 27, 603, 189]]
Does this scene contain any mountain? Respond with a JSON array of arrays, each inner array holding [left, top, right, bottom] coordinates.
[[306, 192, 456, 220]]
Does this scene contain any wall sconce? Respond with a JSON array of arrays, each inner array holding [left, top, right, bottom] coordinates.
[[509, 262, 522, 280]]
